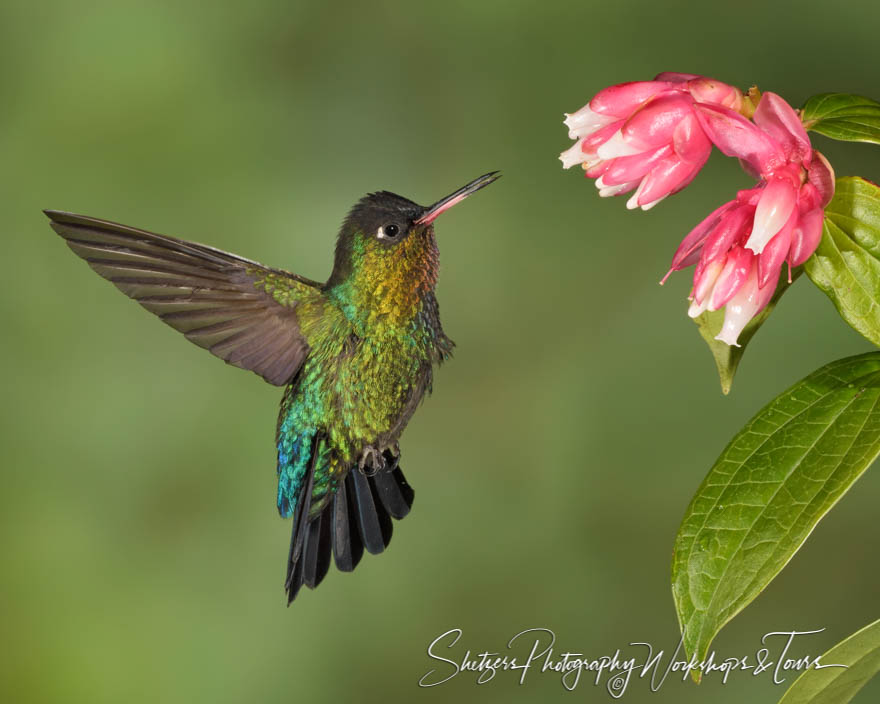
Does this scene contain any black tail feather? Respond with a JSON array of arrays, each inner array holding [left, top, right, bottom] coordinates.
[[302, 511, 331, 589], [286, 552, 305, 603], [372, 466, 414, 520], [350, 468, 391, 554], [285, 452, 414, 604], [284, 448, 317, 602], [331, 478, 363, 572]]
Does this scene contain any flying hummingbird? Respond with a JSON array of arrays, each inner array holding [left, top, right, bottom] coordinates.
[[46, 171, 500, 603]]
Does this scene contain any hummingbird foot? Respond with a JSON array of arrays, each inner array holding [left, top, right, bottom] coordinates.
[[384, 444, 401, 471], [358, 446, 386, 477]]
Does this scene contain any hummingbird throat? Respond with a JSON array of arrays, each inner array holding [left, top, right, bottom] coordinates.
[[328, 230, 439, 335]]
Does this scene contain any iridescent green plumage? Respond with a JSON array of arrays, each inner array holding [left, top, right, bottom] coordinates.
[[275, 204, 453, 523], [45, 171, 498, 604]]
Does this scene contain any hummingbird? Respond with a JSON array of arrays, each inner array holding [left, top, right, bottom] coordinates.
[[45, 171, 500, 603]]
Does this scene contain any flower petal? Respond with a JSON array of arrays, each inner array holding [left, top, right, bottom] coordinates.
[[688, 297, 710, 318], [694, 104, 784, 175], [714, 263, 767, 346], [621, 93, 696, 150], [597, 179, 639, 198], [672, 112, 712, 164], [797, 182, 821, 213], [757, 208, 796, 287], [600, 145, 672, 186], [581, 119, 625, 154], [755, 267, 781, 313], [753, 92, 812, 166], [789, 207, 824, 267], [693, 257, 725, 306], [560, 139, 589, 169], [808, 150, 836, 208], [668, 201, 737, 271], [596, 129, 644, 160], [708, 246, 752, 311], [590, 81, 674, 117], [630, 155, 702, 210], [564, 104, 617, 139], [585, 160, 612, 178], [686, 78, 743, 111], [747, 178, 798, 253], [738, 157, 762, 181], [700, 204, 754, 264], [654, 72, 701, 83]]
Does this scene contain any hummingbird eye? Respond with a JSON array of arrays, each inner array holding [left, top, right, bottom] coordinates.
[[377, 224, 400, 240]]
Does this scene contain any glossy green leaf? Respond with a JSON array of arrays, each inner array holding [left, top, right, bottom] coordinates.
[[802, 93, 880, 145], [777, 618, 880, 704], [693, 269, 801, 395], [805, 177, 880, 346], [672, 353, 880, 679]]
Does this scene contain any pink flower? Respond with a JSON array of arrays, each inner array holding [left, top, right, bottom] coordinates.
[[666, 93, 835, 346], [668, 188, 779, 345], [560, 74, 742, 210]]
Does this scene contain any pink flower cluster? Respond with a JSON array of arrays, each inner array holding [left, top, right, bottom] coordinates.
[[560, 75, 834, 345], [561, 73, 743, 210]]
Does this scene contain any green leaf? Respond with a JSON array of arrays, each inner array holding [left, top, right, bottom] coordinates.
[[801, 93, 880, 145], [672, 353, 880, 679], [777, 618, 880, 704], [693, 269, 801, 395], [805, 177, 880, 346]]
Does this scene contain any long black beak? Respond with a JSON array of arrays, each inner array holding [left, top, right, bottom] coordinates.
[[415, 171, 501, 225]]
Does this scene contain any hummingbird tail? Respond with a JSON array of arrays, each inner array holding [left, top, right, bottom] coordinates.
[[285, 453, 414, 604]]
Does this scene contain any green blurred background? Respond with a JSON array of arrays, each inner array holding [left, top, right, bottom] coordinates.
[[3, 0, 880, 702]]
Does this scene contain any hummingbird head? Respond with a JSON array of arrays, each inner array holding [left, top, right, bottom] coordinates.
[[325, 172, 499, 325]]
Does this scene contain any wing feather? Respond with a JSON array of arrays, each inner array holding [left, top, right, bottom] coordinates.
[[46, 209, 322, 386]]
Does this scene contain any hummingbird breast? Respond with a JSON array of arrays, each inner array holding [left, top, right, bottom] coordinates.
[[337, 335, 434, 452], [280, 290, 452, 467], [328, 297, 450, 457]]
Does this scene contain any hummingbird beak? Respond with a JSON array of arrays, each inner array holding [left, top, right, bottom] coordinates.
[[414, 171, 501, 225]]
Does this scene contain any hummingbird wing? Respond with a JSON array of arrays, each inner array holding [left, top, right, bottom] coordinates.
[[46, 210, 321, 386]]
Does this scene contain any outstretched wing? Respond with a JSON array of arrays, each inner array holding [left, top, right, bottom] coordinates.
[[46, 209, 322, 386]]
